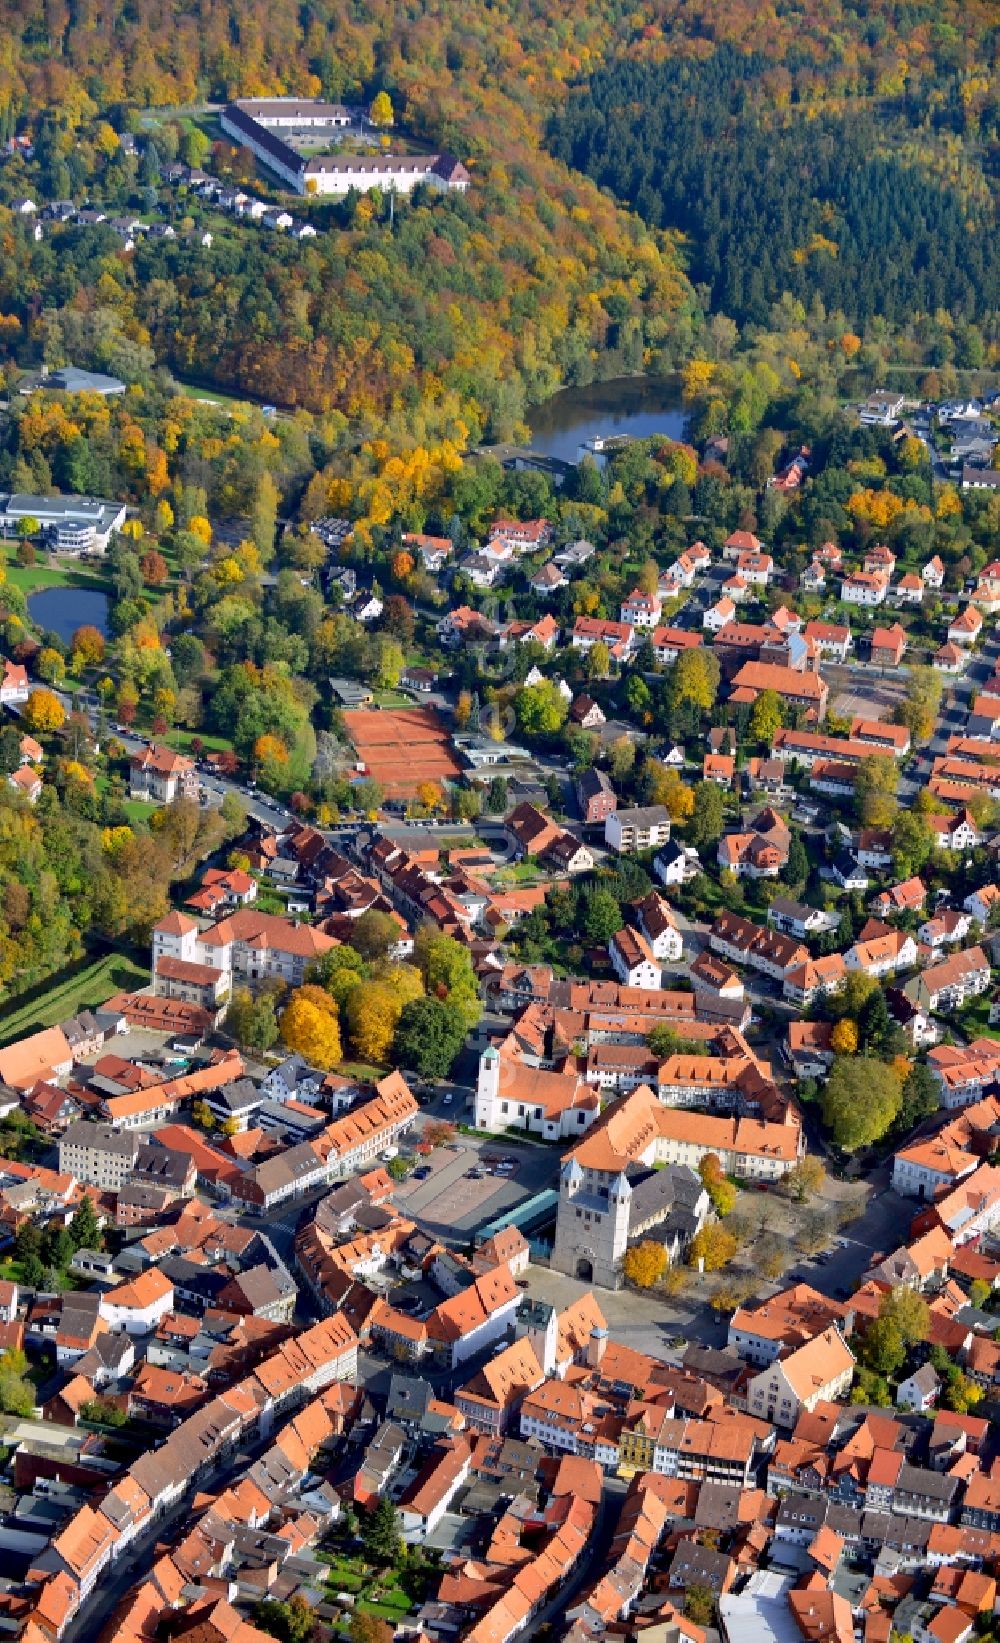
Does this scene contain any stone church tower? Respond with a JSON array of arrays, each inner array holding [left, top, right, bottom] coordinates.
[[551, 1157, 632, 1289]]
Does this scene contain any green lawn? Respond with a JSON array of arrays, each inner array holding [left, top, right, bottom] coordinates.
[[165, 729, 236, 756], [358, 1597, 412, 1619], [337, 1061, 390, 1082], [123, 798, 161, 824], [0, 1256, 75, 1292], [1, 542, 112, 595], [492, 861, 549, 887], [372, 690, 419, 708], [171, 376, 252, 411], [955, 994, 1000, 1041], [0, 954, 150, 1045]]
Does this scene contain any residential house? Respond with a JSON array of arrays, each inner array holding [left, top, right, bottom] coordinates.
[[129, 745, 198, 804], [746, 1328, 855, 1428], [841, 571, 889, 607], [577, 768, 617, 826], [896, 1366, 940, 1412], [704, 597, 737, 633], [950, 608, 984, 648], [609, 927, 662, 990], [620, 590, 663, 628], [870, 624, 908, 668], [844, 923, 918, 980], [910, 948, 992, 1015], [633, 891, 683, 962], [922, 556, 945, 589], [605, 807, 671, 855]]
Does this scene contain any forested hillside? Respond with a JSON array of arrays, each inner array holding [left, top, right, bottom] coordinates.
[[548, 47, 999, 332], [0, 0, 997, 431]]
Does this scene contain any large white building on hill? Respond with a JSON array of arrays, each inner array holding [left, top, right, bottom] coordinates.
[[220, 101, 470, 197]]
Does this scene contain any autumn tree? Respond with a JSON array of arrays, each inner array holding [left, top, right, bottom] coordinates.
[[622, 1240, 667, 1288], [140, 549, 168, 585], [586, 641, 611, 680], [369, 91, 395, 127], [345, 966, 423, 1062], [690, 1224, 738, 1271], [894, 667, 942, 745], [879, 1284, 930, 1346], [640, 758, 694, 821], [350, 1615, 393, 1643], [822, 1056, 902, 1152], [855, 753, 899, 828], [351, 909, 400, 962], [279, 985, 342, 1070], [667, 648, 720, 721], [830, 1018, 859, 1055], [699, 1153, 737, 1217], [830, 971, 877, 1020], [254, 1596, 316, 1643], [70, 625, 106, 670], [749, 689, 784, 744], [785, 1156, 826, 1203], [23, 689, 65, 734]]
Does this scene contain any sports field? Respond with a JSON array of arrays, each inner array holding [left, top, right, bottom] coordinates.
[[342, 707, 463, 798]]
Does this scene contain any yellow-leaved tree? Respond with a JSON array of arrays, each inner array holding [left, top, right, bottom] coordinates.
[[345, 965, 423, 1063], [280, 984, 342, 1070], [23, 688, 65, 733], [622, 1241, 667, 1289]]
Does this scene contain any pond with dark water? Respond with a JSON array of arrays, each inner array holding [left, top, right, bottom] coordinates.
[[527, 375, 688, 464], [28, 586, 111, 644]]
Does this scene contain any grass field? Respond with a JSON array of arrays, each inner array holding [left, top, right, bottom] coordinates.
[[956, 995, 1000, 1042], [171, 376, 252, 411], [1, 542, 112, 595], [0, 953, 150, 1045], [165, 729, 236, 756], [0, 1256, 75, 1292], [337, 1061, 390, 1083], [122, 798, 160, 824]]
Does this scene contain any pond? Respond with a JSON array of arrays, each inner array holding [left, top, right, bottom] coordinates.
[[527, 374, 688, 464], [28, 586, 111, 644]]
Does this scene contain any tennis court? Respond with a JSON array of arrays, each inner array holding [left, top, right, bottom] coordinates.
[[342, 707, 463, 798]]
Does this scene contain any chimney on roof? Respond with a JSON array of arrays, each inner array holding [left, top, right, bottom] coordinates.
[[587, 1325, 608, 1369]]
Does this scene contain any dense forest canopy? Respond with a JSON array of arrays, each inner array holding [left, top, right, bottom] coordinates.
[[0, 0, 997, 428], [548, 47, 999, 331]]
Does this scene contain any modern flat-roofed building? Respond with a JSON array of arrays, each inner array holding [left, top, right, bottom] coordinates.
[[0, 492, 127, 554]]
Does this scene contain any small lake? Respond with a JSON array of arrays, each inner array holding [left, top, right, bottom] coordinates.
[[527, 375, 688, 464], [29, 586, 111, 643]]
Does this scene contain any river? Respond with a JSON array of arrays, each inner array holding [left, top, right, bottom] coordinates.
[[527, 375, 688, 464]]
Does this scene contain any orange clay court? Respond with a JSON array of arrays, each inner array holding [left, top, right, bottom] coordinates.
[[342, 708, 463, 799]]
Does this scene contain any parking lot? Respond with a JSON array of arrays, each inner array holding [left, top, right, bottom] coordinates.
[[393, 1133, 558, 1242]]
